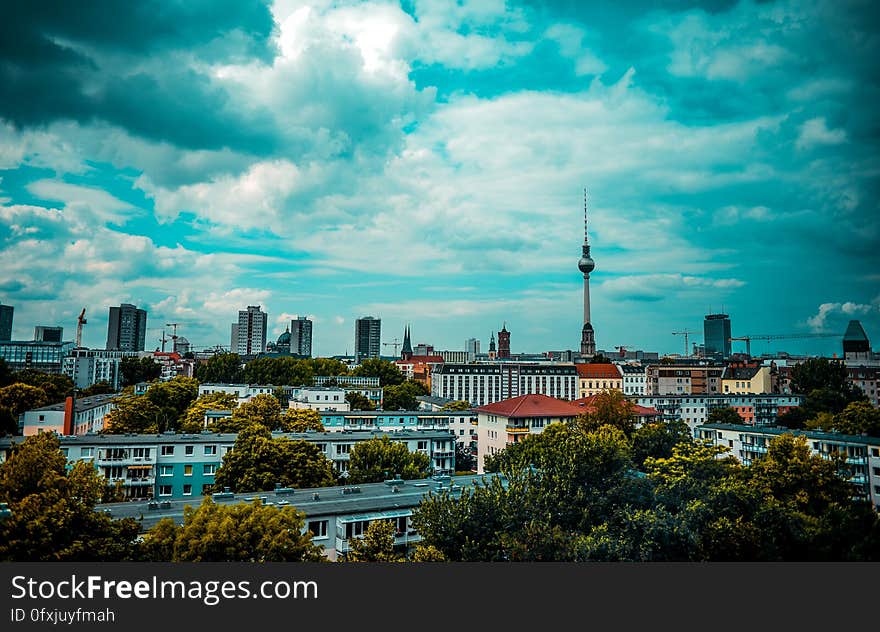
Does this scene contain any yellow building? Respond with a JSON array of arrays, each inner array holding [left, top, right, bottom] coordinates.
[[575, 363, 623, 398], [721, 365, 773, 395]]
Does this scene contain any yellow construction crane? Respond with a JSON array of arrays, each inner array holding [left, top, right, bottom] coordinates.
[[671, 330, 698, 357]]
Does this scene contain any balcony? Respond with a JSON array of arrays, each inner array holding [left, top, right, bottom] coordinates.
[[432, 450, 455, 458], [505, 425, 530, 434], [95, 454, 156, 466]]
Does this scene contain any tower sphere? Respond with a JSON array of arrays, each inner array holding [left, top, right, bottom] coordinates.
[[578, 255, 595, 273]]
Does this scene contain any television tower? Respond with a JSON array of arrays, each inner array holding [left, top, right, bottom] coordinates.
[[578, 189, 596, 357]]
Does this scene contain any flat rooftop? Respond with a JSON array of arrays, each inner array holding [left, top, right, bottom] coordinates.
[[27, 393, 117, 414], [698, 423, 880, 445]]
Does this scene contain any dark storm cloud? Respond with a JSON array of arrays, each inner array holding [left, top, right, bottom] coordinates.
[[0, 0, 277, 151]]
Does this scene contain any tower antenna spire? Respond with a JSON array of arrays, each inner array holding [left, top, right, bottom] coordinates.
[[584, 187, 589, 243]]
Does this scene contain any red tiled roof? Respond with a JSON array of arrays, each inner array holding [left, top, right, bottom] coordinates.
[[572, 395, 660, 417], [395, 355, 444, 364], [474, 394, 584, 419], [575, 363, 621, 379]]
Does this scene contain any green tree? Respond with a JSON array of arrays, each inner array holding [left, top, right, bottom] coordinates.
[[707, 406, 744, 425], [0, 358, 12, 386], [140, 497, 325, 562], [280, 408, 325, 432], [343, 520, 402, 562], [573, 389, 637, 436], [180, 392, 239, 433], [353, 358, 404, 386], [194, 353, 243, 384], [346, 435, 431, 483], [243, 356, 313, 386], [307, 358, 350, 377], [142, 376, 200, 432], [103, 394, 164, 433], [345, 391, 375, 411], [440, 400, 471, 411], [790, 357, 865, 416], [455, 442, 476, 473], [0, 406, 17, 436], [213, 424, 337, 492], [12, 370, 74, 402], [631, 420, 693, 469], [80, 381, 115, 396], [382, 380, 429, 411], [0, 433, 140, 561], [0, 383, 49, 417], [213, 393, 283, 432], [830, 401, 880, 436], [120, 356, 162, 387]]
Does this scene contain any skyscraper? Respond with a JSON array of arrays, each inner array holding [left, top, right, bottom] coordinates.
[[466, 338, 480, 362], [355, 316, 381, 363], [704, 313, 732, 360], [0, 303, 13, 341], [291, 316, 313, 357], [106, 303, 147, 351], [498, 324, 511, 359], [578, 189, 596, 357], [843, 320, 871, 363], [232, 306, 268, 356]]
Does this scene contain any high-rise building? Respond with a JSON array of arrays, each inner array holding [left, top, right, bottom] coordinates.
[[704, 313, 732, 360], [498, 324, 511, 359], [355, 317, 381, 363], [106, 303, 147, 352], [34, 326, 63, 342], [466, 338, 480, 362], [843, 320, 871, 363], [232, 306, 268, 356], [0, 303, 13, 341], [291, 316, 313, 357], [578, 190, 596, 357]]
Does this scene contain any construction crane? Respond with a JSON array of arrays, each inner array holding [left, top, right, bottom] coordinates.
[[671, 330, 698, 357], [383, 338, 401, 356], [166, 323, 180, 352], [728, 333, 841, 357], [75, 308, 87, 348]]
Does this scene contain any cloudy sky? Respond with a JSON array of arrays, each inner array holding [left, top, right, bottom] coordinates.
[[1, 0, 878, 358]]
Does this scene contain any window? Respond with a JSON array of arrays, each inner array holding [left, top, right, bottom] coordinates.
[[159, 485, 172, 496], [307, 520, 328, 538], [417, 440, 428, 450], [873, 467, 880, 477], [204, 464, 216, 476], [183, 484, 192, 496], [460, 429, 465, 435], [60, 448, 69, 457], [336, 444, 351, 455], [873, 448, 880, 457], [161, 446, 174, 456], [184, 465, 193, 476], [81, 447, 94, 458], [185, 445, 194, 456], [204, 445, 217, 456], [160, 465, 173, 477]]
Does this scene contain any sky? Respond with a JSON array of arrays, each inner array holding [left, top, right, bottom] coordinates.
[[0, 0, 878, 358]]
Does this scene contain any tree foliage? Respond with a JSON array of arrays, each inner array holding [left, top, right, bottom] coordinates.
[[211, 393, 282, 433], [345, 391, 375, 411], [140, 498, 325, 562], [343, 520, 402, 562], [353, 358, 404, 386], [80, 381, 115, 396], [440, 400, 472, 411], [11, 370, 74, 402], [104, 377, 200, 434], [120, 356, 162, 387], [194, 353, 243, 384], [280, 408, 325, 432], [180, 392, 239, 433], [573, 390, 636, 436], [0, 433, 139, 561], [213, 424, 337, 492], [382, 380, 429, 411], [0, 383, 49, 417], [630, 420, 692, 469], [789, 357, 865, 417], [707, 406, 744, 426], [346, 435, 431, 484]]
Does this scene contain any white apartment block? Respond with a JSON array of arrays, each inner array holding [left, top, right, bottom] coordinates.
[[432, 363, 579, 407], [634, 394, 805, 432]]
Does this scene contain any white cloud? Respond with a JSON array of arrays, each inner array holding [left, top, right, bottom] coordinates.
[[796, 117, 847, 150], [807, 300, 877, 331]]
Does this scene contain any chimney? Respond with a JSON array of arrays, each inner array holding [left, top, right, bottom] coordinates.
[[63, 396, 74, 435]]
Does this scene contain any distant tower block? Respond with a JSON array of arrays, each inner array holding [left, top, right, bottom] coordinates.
[[578, 189, 596, 357]]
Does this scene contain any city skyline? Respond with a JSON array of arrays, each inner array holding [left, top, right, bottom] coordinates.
[[0, 1, 878, 358]]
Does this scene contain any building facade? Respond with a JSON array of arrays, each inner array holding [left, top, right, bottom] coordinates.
[[848, 366, 879, 408], [721, 365, 774, 394], [232, 305, 268, 356], [646, 363, 725, 395], [355, 317, 381, 363], [291, 317, 313, 357], [618, 363, 648, 395], [0, 303, 13, 340], [431, 362, 579, 407], [288, 387, 350, 411], [63, 348, 139, 390], [634, 394, 804, 431], [106, 303, 147, 352], [34, 326, 63, 342], [0, 340, 74, 373], [20, 394, 117, 436], [576, 363, 623, 398], [703, 313, 731, 360]]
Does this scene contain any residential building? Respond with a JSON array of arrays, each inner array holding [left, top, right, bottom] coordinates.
[[0, 340, 74, 373], [0, 303, 13, 340], [20, 394, 117, 436], [148, 351, 195, 381], [572, 395, 660, 424], [634, 394, 803, 431], [198, 383, 277, 402], [695, 423, 880, 510], [34, 326, 63, 342], [106, 303, 147, 352], [646, 362, 725, 395], [232, 305, 267, 356], [848, 366, 880, 408], [431, 362, 579, 406], [63, 348, 139, 389], [0, 429, 456, 500], [703, 313, 731, 360], [440, 350, 470, 363], [314, 375, 383, 408], [289, 387, 350, 412], [395, 353, 444, 387], [575, 363, 623, 397], [291, 317, 313, 357], [721, 364, 774, 394], [475, 394, 584, 473], [618, 363, 648, 395], [466, 338, 480, 362], [89, 472, 502, 560], [355, 316, 381, 363]]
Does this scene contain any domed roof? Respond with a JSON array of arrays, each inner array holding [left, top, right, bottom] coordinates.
[[277, 329, 291, 345]]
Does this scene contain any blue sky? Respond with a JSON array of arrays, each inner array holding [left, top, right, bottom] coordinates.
[[1, 0, 878, 358]]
